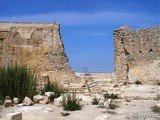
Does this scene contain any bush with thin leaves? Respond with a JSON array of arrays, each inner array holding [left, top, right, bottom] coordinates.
[[151, 106, 160, 114], [44, 81, 64, 99], [92, 97, 99, 105], [135, 80, 142, 85], [62, 93, 81, 111], [0, 64, 37, 103], [103, 93, 118, 100]]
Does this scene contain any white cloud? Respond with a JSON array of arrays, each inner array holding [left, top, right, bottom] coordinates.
[[0, 11, 158, 27]]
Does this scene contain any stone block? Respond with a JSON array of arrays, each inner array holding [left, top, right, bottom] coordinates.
[[54, 96, 63, 107], [23, 96, 32, 106], [4, 100, 12, 108], [6, 112, 22, 120], [33, 95, 44, 103]]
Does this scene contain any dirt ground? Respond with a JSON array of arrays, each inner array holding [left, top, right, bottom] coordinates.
[[0, 84, 160, 120]]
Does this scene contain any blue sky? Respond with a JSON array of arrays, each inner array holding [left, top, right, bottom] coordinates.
[[0, 0, 159, 73]]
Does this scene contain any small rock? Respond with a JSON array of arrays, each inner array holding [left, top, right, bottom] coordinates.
[[113, 84, 119, 88], [5, 96, 10, 100], [156, 104, 160, 108], [23, 96, 32, 106], [107, 99, 112, 105], [126, 98, 131, 102], [60, 112, 70, 116], [6, 112, 22, 120], [95, 115, 109, 120], [44, 108, 53, 112], [104, 101, 110, 109], [17, 103, 24, 107], [33, 95, 44, 103], [98, 99, 105, 106], [39, 96, 50, 104], [45, 92, 54, 97], [4, 100, 12, 108], [54, 96, 63, 107], [13, 98, 19, 104]]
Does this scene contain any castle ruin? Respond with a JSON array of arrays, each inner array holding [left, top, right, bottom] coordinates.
[[0, 22, 77, 84], [114, 26, 160, 84]]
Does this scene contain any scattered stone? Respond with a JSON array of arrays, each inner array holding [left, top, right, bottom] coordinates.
[[4, 100, 12, 108], [6, 112, 22, 120], [44, 108, 53, 112], [39, 96, 50, 104], [60, 112, 70, 116], [45, 92, 54, 97], [98, 98, 105, 106], [104, 101, 109, 109], [113, 84, 119, 88], [101, 110, 116, 115], [95, 115, 109, 120], [13, 98, 19, 104], [17, 103, 24, 107], [23, 96, 32, 106], [126, 98, 131, 102], [5, 96, 10, 100], [97, 105, 105, 108], [54, 96, 63, 107], [107, 99, 112, 105], [80, 78, 87, 87], [33, 95, 44, 103], [156, 104, 160, 108]]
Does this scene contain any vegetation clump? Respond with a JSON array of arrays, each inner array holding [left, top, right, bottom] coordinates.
[[135, 80, 142, 85], [43, 81, 64, 100], [151, 106, 160, 114], [92, 97, 99, 105], [0, 64, 37, 103], [103, 93, 118, 99], [62, 93, 81, 111]]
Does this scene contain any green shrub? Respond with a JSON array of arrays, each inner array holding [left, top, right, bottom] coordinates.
[[62, 93, 81, 111], [44, 81, 64, 99], [155, 80, 160, 86], [0, 64, 37, 103], [92, 97, 99, 105], [103, 93, 118, 99], [135, 80, 142, 85], [151, 106, 160, 114]]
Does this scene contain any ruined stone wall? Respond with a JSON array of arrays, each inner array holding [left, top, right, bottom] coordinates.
[[114, 26, 160, 84], [0, 22, 78, 84]]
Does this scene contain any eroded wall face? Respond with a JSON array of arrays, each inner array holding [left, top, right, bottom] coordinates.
[[114, 26, 160, 83], [0, 22, 77, 84]]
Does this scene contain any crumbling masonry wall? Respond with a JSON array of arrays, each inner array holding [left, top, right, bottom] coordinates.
[[0, 22, 78, 84], [114, 26, 160, 84]]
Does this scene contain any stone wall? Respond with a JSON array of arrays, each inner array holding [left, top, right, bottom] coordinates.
[[114, 26, 160, 84], [0, 22, 78, 84]]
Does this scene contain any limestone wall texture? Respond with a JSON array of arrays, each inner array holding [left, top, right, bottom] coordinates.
[[114, 26, 160, 84], [0, 22, 78, 84]]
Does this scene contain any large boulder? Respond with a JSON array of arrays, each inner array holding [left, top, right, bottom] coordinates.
[[95, 115, 109, 120], [33, 95, 44, 103], [6, 112, 22, 120], [54, 96, 63, 107], [23, 96, 32, 106]]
